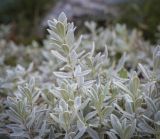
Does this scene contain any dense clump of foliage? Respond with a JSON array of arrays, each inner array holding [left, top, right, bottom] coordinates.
[[0, 13, 160, 139]]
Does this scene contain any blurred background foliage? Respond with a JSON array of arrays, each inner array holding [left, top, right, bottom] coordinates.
[[0, 0, 159, 44], [118, 0, 160, 43], [0, 0, 54, 43]]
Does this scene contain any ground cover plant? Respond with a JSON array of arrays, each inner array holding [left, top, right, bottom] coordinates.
[[0, 13, 160, 139]]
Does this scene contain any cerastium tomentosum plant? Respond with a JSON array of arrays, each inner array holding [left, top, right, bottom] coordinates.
[[47, 12, 110, 139], [47, 12, 138, 139], [1, 12, 160, 139]]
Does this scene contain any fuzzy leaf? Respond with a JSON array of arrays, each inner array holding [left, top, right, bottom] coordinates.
[[51, 50, 67, 62], [138, 63, 150, 80], [114, 81, 132, 95], [87, 128, 100, 139], [130, 76, 140, 94], [110, 114, 122, 135], [53, 72, 72, 78]]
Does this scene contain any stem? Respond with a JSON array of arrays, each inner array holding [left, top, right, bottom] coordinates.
[[98, 112, 104, 139], [23, 120, 34, 139]]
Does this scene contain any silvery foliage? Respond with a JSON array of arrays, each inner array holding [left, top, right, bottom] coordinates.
[[84, 22, 153, 68], [0, 12, 159, 139], [6, 78, 49, 139]]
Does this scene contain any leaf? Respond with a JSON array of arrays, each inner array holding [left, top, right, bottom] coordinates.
[[130, 76, 140, 94], [101, 106, 113, 119], [27, 62, 34, 72], [85, 111, 97, 121], [107, 131, 118, 139], [87, 128, 100, 139], [154, 111, 160, 122], [124, 126, 132, 139], [138, 119, 155, 134], [113, 81, 132, 95], [10, 131, 26, 137], [61, 89, 69, 101], [49, 126, 55, 139], [74, 35, 83, 50], [77, 50, 86, 58], [82, 80, 95, 87], [48, 19, 56, 28], [39, 120, 47, 137], [53, 72, 72, 78], [116, 53, 126, 72], [47, 29, 62, 42], [50, 113, 61, 125], [103, 83, 109, 96], [70, 50, 78, 65], [74, 128, 86, 139], [79, 98, 90, 110], [122, 118, 127, 129], [29, 77, 35, 88], [74, 96, 81, 109], [130, 119, 136, 138], [62, 44, 70, 53], [26, 107, 36, 128], [110, 114, 122, 135], [105, 45, 108, 58], [66, 29, 75, 45], [138, 63, 150, 80], [64, 133, 69, 139], [74, 65, 81, 76], [125, 100, 133, 114], [91, 42, 95, 57], [56, 21, 65, 37], [8, 107, 23, 123], [58, 12, 67, 25], [75, 69, 91, 77], [145, 97, 157, 113], [63, 111, 71, 124], [77, 119, 86, 131], [59, 99, 68, 111], [118, 68, 128, 78], [32, 91, 40, 104], [153, 46, 160, 72], [51, 50, 67, 62]]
